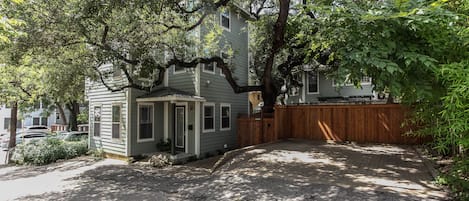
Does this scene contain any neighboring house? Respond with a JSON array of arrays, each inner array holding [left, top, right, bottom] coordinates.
[[86, 6, 250, 159], [283, 70, 377, 105], [0, 103, 57, 134]]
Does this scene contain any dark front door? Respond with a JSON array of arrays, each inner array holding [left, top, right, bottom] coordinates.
[[174, 106, 185, 150]]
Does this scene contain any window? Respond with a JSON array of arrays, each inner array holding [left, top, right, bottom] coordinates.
[[173, 64, 185, 74], [332, 75, 372, 86], [34, 101, 41, 109], [203, 62, 215, 74], [4, 118, 10, 130], [220, 10, 230, 31], [138, 104, 154, 142], [33, 117, 40, 125], [220, 103, 231, 131], [93, 106, 101, 137], [203, 103, 215, 132], [307, 71, 319, 94], [41, 117, 48, 126], [112, 104, 121, 139], [113, 65, 122, 79]]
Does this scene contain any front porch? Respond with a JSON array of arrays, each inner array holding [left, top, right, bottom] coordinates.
[[133, 87, 204, 158]]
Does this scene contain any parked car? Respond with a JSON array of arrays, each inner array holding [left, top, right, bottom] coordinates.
[[57, 131, 88, 142], [0, 131, 48, 150], [24, 125, 51, 133]]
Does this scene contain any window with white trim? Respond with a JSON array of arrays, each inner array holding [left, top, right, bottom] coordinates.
[[112, 104, 121, 139], [220, 103, 231, 130], [307, 71, 319, 94], [220, 10, 230, 31], [112, 64, 122, 79], [203, 103, 215, 132], [138, 104, 154, 141], [93, 106, 101, 137], [41, 117, 48, 126], [332, 75, 372, 86], [203, 62, 216, 74]]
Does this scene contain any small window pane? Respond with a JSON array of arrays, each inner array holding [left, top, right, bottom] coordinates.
[[4, 118, 10, 130], [221, 106, 230, 129], [174, 64, 185, 72], [94, 107, 101, 121], [41, 117, 48, 126], [204, 105, 214, 131], [33, 118, 40, 125], [112, 105, 121, 123], [94, 123, 100, 136], [308, 72, 319, 93], [112, 124, 120, 139], [204, 62, 215, 72], [139, 105, 153, 140], [221, 11, 230, 29]]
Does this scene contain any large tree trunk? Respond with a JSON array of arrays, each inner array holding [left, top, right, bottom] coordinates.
[[66, 101, 79, 131], [56, 103, 68, 126], [261, 0, 290, 113], [8, 102, 18, 149]]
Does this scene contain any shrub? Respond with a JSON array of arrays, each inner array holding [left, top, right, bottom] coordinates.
[[437, 157, 469, 200], [11, 137, 88, 165]]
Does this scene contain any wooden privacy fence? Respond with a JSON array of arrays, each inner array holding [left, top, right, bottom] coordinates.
[[237, 117, 275, 147], [238, 104, 426, 147]]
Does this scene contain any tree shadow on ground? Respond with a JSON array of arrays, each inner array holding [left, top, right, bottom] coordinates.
[[15, 140, 450, 201], [0, 156, 100, 181]]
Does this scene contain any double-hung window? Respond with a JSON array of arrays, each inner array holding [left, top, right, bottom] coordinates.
[[307, 71, 319, 94], [203, 103, 215, 132], [138, 104, 154, 142], [203, 62, 216, 74], [93, 106, 101, 137], [220, 10, 230, 31], [220, 103, 231, 131], [112, 104, 121, 139]]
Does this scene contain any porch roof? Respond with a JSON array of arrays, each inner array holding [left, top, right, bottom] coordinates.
[[136, 87, 206, 102]]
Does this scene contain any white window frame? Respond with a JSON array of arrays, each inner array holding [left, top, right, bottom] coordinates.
[[93, 105, 102, 138], [202, 103, 215, 133], [220, 103, 231, 131], [307, 71, 320, 94], [332, 75, 372, 87], [111, 104, 122, 140], [220, 9, 231, 32], [203, 62, 216, 74], [137, 103, 154, 143]]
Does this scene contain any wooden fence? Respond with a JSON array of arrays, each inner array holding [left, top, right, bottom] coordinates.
[[237, 117, 275, 147], [238, 104, 426, 148]]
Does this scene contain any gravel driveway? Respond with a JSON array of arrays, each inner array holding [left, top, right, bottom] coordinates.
[[0, 140, 448, 200]]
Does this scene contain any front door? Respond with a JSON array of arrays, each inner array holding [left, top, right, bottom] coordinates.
[[174, 106, 185, 149]]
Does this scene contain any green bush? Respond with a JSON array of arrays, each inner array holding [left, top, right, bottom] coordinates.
[[437, 157, 469, 200], [12, 137, 88, 165]]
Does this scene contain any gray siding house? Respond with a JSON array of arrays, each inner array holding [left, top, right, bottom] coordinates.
[[86, 7, 250, 158], [284, 70, 376, 105]]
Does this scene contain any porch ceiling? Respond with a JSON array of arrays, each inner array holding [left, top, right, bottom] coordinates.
[[136, 87, 206, 102]]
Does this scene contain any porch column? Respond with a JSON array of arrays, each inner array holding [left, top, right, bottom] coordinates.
[[194, 102, 200, 157]]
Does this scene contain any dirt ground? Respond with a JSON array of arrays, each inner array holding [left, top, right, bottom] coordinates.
[[0, 140, 448, 201]]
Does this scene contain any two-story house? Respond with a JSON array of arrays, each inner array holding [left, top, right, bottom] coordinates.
[[86, 6, 250, 159]]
